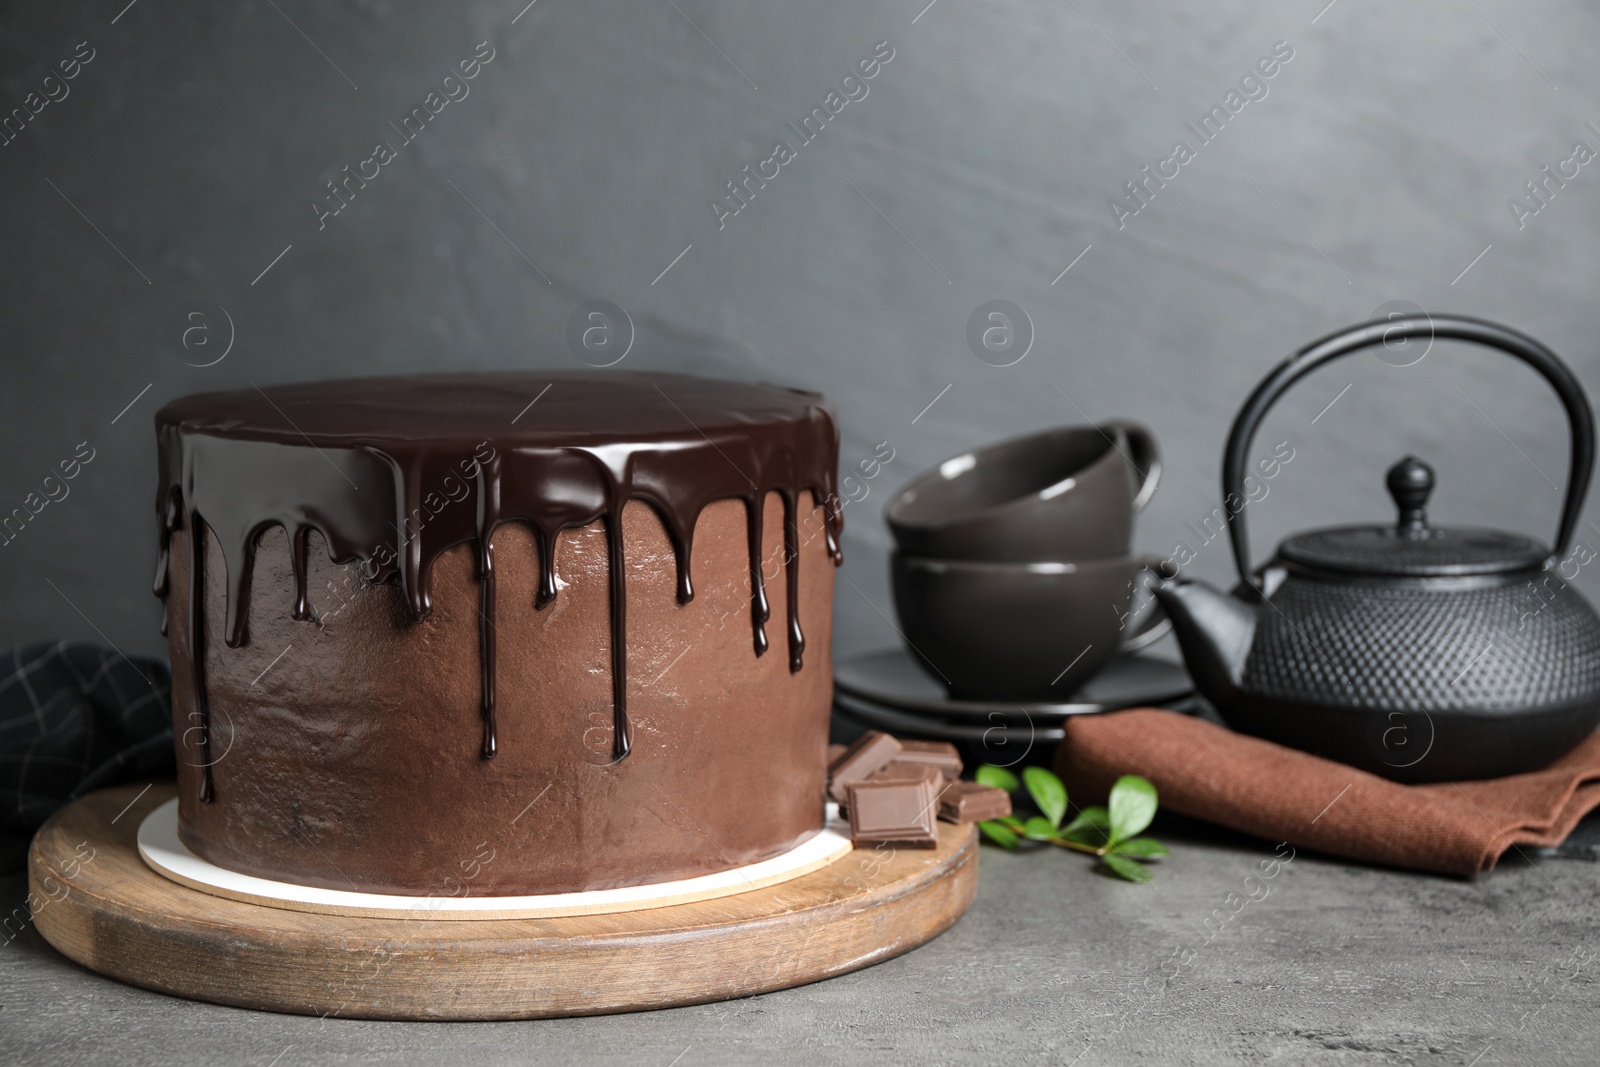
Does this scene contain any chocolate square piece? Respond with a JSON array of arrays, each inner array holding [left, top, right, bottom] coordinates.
[[827, 743, 847, 766], [891, 740, 963, 780], [846, 779, 939, 848], [868, 761, 945, 785], [844, 761, 944, 815], [937, 781, 1013, 824], [828, 730, 902, 803]]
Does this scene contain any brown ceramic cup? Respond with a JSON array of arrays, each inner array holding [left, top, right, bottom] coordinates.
[[890, 551, 1169, 701], [885, 422, 1160, 562]]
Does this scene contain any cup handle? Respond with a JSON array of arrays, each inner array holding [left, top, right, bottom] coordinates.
[[1109, 420, 1162, 513], [1118, 554, 1172, 653]]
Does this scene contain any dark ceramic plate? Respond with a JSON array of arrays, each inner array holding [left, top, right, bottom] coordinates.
[[832, 691, 1202, 751], [835, 691, 1065, 744], [833, 647, 1194, 722]]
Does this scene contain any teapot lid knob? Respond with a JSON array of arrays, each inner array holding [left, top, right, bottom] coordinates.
[[1387, 456, 1434, 536]]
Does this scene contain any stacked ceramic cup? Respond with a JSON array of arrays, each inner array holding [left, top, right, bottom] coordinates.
[[885, 422, 1169, 701]]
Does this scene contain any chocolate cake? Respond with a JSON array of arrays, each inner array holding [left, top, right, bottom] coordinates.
[[154, 372, 841, 895]]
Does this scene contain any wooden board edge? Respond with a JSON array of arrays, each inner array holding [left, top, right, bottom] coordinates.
[[28, 785, 982, 1020]]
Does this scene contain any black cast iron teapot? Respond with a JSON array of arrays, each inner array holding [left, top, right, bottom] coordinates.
[[1156, 315, 1600, 782]]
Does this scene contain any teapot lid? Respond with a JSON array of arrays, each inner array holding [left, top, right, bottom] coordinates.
[[1276, 457, 1550, 577]]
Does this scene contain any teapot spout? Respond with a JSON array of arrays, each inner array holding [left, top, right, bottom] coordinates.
[[1153, 578, 1258, 704]]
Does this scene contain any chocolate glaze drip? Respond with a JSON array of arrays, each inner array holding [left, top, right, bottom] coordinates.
[[744, 499, 770, 657], [781, 489, 805, 671], [154, 373, 841, 801], [188, 519, 216, 802]]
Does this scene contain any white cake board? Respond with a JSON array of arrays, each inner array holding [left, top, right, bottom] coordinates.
[[137, 797, 854, 920]]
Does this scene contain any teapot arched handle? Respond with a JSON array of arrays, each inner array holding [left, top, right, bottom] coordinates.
[[1223, 314, 1596, 597]]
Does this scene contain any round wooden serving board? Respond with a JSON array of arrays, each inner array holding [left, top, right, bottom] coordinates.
[[29, 784, 978, 1020]]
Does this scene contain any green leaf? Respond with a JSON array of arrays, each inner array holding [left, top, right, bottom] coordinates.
[[1061, 806, 1110, 836], [1058, 806, 1111, 847], [995, 815, 1026, 833], [1108, 775, 1159, 844], [978, 820, 1020, 849], [1110, 837, 1169, 859], [1022, 766, 1068, 829], [1058, 827, 1107, 849], [1022, 816, 1059, 841], [976, 765, 1019, 793], [1102, 853, 1153, 883]]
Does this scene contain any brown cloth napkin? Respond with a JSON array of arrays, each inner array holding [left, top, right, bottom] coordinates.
[[1054, 709, 1600, 877]]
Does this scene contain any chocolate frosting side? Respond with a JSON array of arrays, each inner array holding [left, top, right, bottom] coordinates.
[[154, 373, 842, 802]]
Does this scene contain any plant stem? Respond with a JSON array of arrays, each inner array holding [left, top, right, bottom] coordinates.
[[1047, 837, 1106, 857]]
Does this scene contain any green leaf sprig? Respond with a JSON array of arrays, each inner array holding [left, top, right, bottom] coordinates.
[[975, 764, 1169, 883]]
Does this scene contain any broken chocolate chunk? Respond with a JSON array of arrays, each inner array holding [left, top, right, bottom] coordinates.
[[846, 778, 939, 849], [937, 781, 1013, 824], [828, 730, 902, 803]]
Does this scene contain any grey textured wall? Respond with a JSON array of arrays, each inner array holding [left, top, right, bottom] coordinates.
[[4, 0, 1600, 663]]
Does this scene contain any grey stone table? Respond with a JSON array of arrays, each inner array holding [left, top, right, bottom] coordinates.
[[5, 807, 1598, 1067]]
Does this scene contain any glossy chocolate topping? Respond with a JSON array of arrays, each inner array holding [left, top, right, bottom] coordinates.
[[154, 373, 842, 802]]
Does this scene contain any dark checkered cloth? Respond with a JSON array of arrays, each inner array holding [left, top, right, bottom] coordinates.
[[0, 641, 173, 873]]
